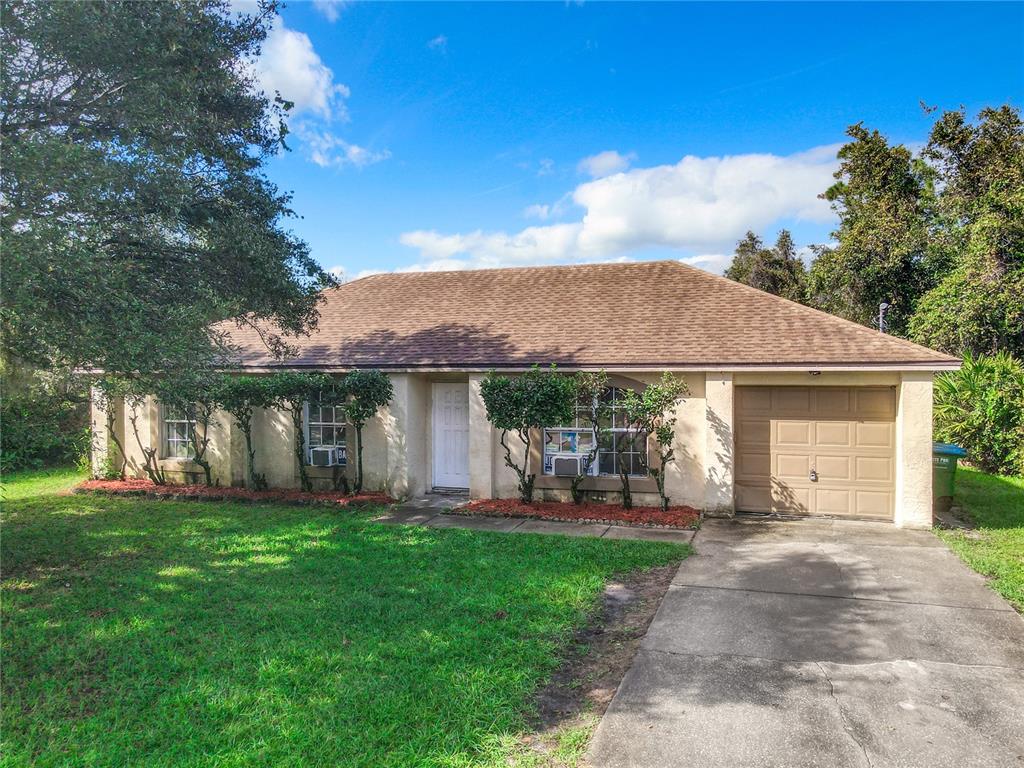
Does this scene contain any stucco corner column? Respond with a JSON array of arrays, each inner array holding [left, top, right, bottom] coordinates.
[[468, 373, 494, 500], [704, 372, 735, 517], [895, 371, 934, 529]]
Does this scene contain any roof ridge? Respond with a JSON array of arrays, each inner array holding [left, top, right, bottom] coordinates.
[[665, 260, 956, 362]]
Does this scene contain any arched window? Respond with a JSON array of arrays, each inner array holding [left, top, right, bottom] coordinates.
[[542, 385, 648, 478]]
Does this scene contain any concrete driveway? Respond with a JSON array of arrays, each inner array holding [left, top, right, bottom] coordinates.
[[588, 517, 1024, 768]]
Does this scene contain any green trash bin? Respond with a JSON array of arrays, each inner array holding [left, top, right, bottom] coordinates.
[[933, 442, 967, 512]]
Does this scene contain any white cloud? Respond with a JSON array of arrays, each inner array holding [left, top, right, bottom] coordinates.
[[298, 126, 391, 169], [313, 0, 346, 22], [399, 145, 841, 271], [577, 149, 636, 178], [251, 19, 349, 120], [427, 35, 448, 53], [523, 204, 551, 220], [537, 158, 555, 177]]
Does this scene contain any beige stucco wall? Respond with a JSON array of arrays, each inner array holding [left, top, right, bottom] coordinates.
[[895, 372, 934, 529], [89, 368, 936, 524]]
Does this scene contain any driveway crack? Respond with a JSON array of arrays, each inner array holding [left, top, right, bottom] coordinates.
[[816, 661, 874, 768]]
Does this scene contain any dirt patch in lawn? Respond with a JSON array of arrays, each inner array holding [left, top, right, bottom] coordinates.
[[76, 479, 393, 508], [457, 498, 700, 530], [518, 562, 679, 766]]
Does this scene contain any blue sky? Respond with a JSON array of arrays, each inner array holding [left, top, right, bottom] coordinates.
[[245, 1, 1023, 279]]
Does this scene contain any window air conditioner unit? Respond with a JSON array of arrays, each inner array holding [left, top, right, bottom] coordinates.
[[309, 446, 338, 467], [553, 455, 584, 477]]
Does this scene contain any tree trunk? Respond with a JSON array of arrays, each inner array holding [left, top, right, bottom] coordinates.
[[241, 418, 265, 490], [104, 405, 127, 480], [354, 424, 364, 494], [291, 406, 311, 492]]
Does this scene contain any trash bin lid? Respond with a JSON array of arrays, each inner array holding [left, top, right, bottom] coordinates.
[[933, 442, 967, 457]]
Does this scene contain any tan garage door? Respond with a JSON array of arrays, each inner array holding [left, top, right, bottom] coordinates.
[[735, 386, 896, 520]]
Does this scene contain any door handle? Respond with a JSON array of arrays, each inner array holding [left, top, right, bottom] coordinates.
[[809, 469, 818, 482]]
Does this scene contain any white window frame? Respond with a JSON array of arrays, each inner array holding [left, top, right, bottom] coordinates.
[[542, 387, 648, 478], [304, 398, 347, 466], [161, 403, 195, 460]]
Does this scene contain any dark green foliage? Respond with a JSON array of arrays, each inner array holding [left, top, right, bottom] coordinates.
[[215, 375, 278, 490], [338, 370, 393, 494], [806, 124, 930, 335], [724, 230, 806, 302], [0, 371, 88, 472], [0, 0, 334, 378], [934, 353, 1024, 477], [481, 366, 577, 503], [909, 106, 1024, 357], [619, 373, 689, 510]]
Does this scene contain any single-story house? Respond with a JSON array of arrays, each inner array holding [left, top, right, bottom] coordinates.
[[90, 261, 959, 528]]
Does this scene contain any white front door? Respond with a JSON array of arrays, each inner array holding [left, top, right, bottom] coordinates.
[[432, 382, 470, 489]]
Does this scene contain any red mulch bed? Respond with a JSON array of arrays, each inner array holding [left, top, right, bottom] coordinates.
[[75, 478, 394, 508], [455, 498, 701, 529]]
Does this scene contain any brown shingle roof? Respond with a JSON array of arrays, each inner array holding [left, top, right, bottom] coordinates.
[[220, 261, 959, 369]]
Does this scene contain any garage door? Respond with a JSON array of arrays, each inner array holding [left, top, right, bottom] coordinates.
[[735, 386, 896, 520]]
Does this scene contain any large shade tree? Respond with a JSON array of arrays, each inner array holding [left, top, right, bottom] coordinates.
[[724, 230, 806, 302], [0, 0, 334, 377], [805, 123, 930, 336], [909, 106, 1024, 357]]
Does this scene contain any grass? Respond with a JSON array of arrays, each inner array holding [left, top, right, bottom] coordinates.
[[0, 469, 688, 767], [936, 466, 1024, 612]]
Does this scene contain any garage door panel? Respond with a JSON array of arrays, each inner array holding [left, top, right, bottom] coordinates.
[[737, 450, 771, 479], [736, 386, 895, 521], [816, 454, 852, 482], [855, 456, 893, 483], [737, 418, 770, 446], [776, 420, 812, 447], [736, 484, 771, 513], [774, 387, 811, 412], [775, 453, 811, 480], [737, 387, 772, 413], [816, 488, 852, 517], [855, 490, 893, 519], [854, 388, 897, 418], [815, 421, 852, 447], [855, 422, 894, 449], [772, 481, 809, 514], [815, 388, 851, 414]]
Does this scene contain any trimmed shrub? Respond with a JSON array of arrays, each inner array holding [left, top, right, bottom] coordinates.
[[934, 353, 1024, 476]]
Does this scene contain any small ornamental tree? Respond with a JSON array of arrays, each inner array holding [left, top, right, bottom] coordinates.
[[217, 375, 277, 491], [618, 374, 689, 510], [569, 371, 610, 505], [155, 374, 222, 486], [480, 365, 577, 504], [123, 379, 165, 486], [92, 375, 131, 479], [340, 370, 393, 494], [266, 372, 332, 492]]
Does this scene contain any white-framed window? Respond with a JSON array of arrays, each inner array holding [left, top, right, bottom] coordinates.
[[305, 398, 347, 466], [162, 403, 195, 459], [542, 386, 648, 477]]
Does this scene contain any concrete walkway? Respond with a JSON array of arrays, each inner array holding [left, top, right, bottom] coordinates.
[[588, 517, 1024, 768], [373, 501, 696, 544]]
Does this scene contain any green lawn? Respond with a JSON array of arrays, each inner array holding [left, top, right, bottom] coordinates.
[[937, 466, 1024, 612], [0, 469, 687, 767]]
